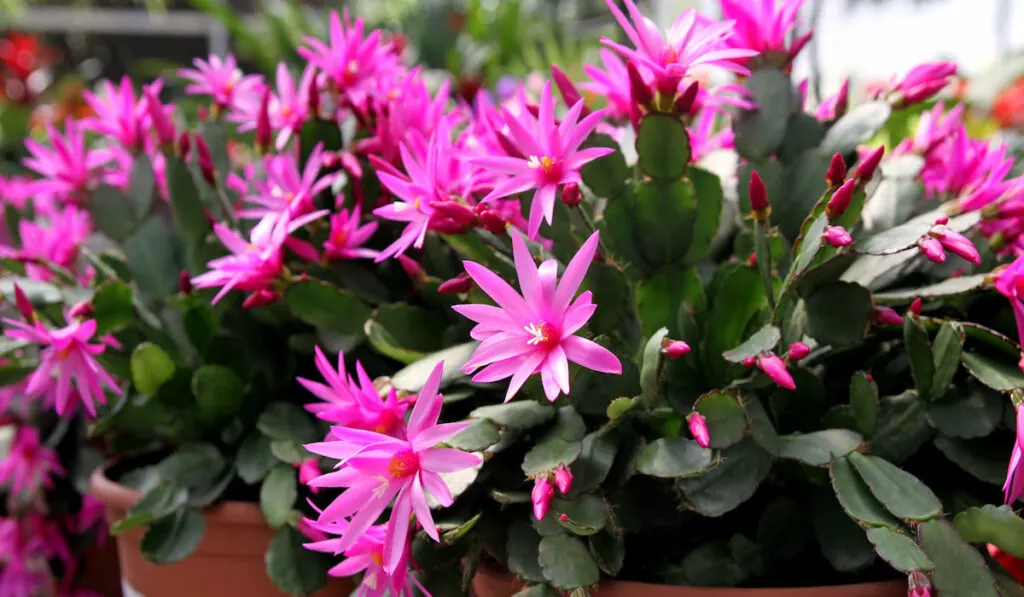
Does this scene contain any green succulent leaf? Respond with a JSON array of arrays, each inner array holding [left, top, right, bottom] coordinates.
[[933, 435, 1006, 485], [778, 430, 864, 467], [265, 526, 331, 596], [552, 494, 609, 536], [90, 185, 139, 241], [391, 341, 479, 392], [130, 342, 176, 397], [633, 179, 698, 265], [140, 508, 206, 565], [580, 134, 628, 197], [110, 482, 189, 534], [285, 279, 371, 338], [821, 101, 892, 155], [522, 438, 584, 476], [804, 281, 872, 346], [236, 431, 277, 484], [260, 465, 298, 529], [961, 352, 1024, 393], [678, 439, 772, 517], [91, 280, 134, 335], [640, 327, 670, 402], [684, 166, 725, 264], [874, 274, 989, 302], [866, 527, 933, 572], [157, 443, 227, 489], [849, 372, 879, 437], [192, 365, 244, 423], [470, 401, 555, 430], [636, 114, 691, 180], [811, 491, 876, 573], [926, 388, 1003, 439], [931, 323, 964, 395], [847, 452, 942, 521], [917, 519, 1000, 597], [954, 505, 1024, 558], [694, 390, 748, 449], [733, 68, 793, 160], [636, 266, 703, 337], [447, 419, 500, 452], [722, 325, 780, 363], [538, 534, 600, 589], [257, 402, 318, 444], [905, 316, 936, 399], [636, 437, 714, 478]]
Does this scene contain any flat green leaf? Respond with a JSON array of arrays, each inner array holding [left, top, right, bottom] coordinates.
[[235, 431, 277, 484], [866, 527, 933, 572], [811, 491, 876, 572], [636, 113, 691, 179], [522, 438, 583, 476], [636, 437, 714, 478], [128, 153, 156, 221], [962, 352, 1024, 393], [640, 327, 670, 402], [580, 134, 627, 197], [166, 157, 212, 253], [703, 264, 766, 384], [933, 435, 1006, 485], [733, 68, 793, 160], [757, 498, 812, 561], [269, 440, 313, 465], [722, 325, 780, 363], [671, 540, 752, 586], [635, 266, 703, 337], [678, 439, 772, 517], [538, 534, 600, 589], [265, 526, 331, 596], [470, 401, 555, 430], [123, 218, 179, 299], [874, 274, 989, 302], [778, 429, 864, 466], [848, 452, 942, 521], [932, 323, 964, 394], [110, 482, 188, 534], [821, 101, 892, 155], [685, 166, 725, 264], [552, 494, 608, 536], [285, 279, 371, 337], [905, 317, 936, 399], [364, 303, 445, 365], [257, 402, 318, 443], [438, 513, 481, 546], [391, 341, 479, 392], [260, 465, 298, 529], [871, 391, 933, 464], [633, 179, 698, 265], [140, 509, 206, 564], [926, 388, 1003, 439], [954, 505, 1024, 558], [89, 185, 138, 241], [694, 391, 748, 449], [192, 365, 244, 422], [589, 531, 625, 576], [569, 425, 620, 495], [157, 443, 226, 489], [447, 419, 500, 452], [507, 522, 545, 582], [746, 398, 780, 456], [804, 282, 871, 346], [92, 280, 134, 335], [918, 519, 1000, 597], [850, 372, 879, 437], [606, 397, 637, 421], [130, 342, 175, 397]]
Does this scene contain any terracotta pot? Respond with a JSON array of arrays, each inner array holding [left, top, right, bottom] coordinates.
[[75, 538, 123, 597], [472, 564, 907, 597], [89, 468, 353, 597]]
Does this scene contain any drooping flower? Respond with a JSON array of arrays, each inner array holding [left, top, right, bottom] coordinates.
[[299, 346, 408, 436], [474, 82, 611, 239], [1, 316, 120, 418], [553, 465, 573, 494], [323, 206, 379, 262], [718, 0, 810, 67], [454, 230, 622, 402], [238, 145, 336, 221], [304, 517, 422, 597], [0, 426, 65, 496], [1006, 403, 1024, 504], [22, 119, 122, 203], [304, 361, 481, 573], [178, 53, 262, 113], [191, 210, 327, 304]]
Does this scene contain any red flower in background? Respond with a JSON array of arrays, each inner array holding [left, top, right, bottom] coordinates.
[[993, 75, 1024, 130], [0, 32, 57, 105], [989, 545, 1024, 583]]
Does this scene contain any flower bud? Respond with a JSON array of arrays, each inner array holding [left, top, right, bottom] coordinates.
[[559, 513, 569, 522], [854, 146, 885, 182], [296, 459, 320, 494], [748, 170, 770, 221], [531, 477, 555, 521], [306, 71, 321, 119], [918, 236, 947, 264], [194, 134, 216, 187], [479, 209, 508, 236], [661, 339, 691, 360], [438, 273, 472, 295], [553, 465, 573, 495], [431, 201, 478, 227], [627, 60, 653, 107], [397, 255, 427, 285], [908, 571, 931, 597], [826, 179, 856, 220], [242, 289, 279, 309], [12, 284, 35, 323], [687, 412, 710, 448], [561, 183, 582, 207], [757, 352, 796, 390], [144, 84, 175, 148], [873, 306, 905, 326], [675, 81, 699, 115], [930, 225, 981, 265], [742, 356, 756, 368], [176, 131, 191, 160], [822, 225, 853, 248], [551, 65, 590, 117], [256, 85, 272, 154], [826, 153, 847, 188], [909, 297, 923, 315], [787, 342, 811, 362], [68, 300, 93, 320], [179, 271, 193, 295]]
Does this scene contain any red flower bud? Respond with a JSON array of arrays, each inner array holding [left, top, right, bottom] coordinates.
[[826, 179, 856, 220], [438, 273, 473, 295], [176, 131, 191, 160], [397, 255, 427, 285], [479, 209, 508, 236], [655, 72, 682, 99], [306, 71, 321, 118], [12, 284, 34, 323], [909, 297, 923, 315], [742, 356, 757, 368], [179, 271, 193, 295], [194, 134, 216, 187], [787, 341, 811, 362], [256, 85, 272, 153], [874, 306, 905, 326], [687, 412, 710, 448], [627, 60, 653, 107], [561, 183, 582, 207], [431, 201, 478, 227], [855, 146, 885, 182], [660, 339, 691, 360], [748, 170, 770, 220], [822, 225, 853, 247], [826, 153, 847, 188], [551, 65, 589, 117], [242, 289, 279, 309]]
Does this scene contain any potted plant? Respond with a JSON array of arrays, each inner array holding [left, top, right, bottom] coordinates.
[[4, 0, 1024, 596]]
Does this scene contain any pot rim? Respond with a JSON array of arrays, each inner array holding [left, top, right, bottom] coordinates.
[[89, 463, 268, 527]]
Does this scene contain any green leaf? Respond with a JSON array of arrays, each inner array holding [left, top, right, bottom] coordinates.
[[847, 452, 942, 521], [757, 498, 812, 562], [470, 401, 555, 430], [932, 323, 964, 395], [257, 402, 318, 443], [866, 527, 933, 572], [606, 397, 637, 421], [89, 185, 139, 241], [538, 534, 600, 589], [447, 419, 500, 452], [918, 519, 1000, 597], [811, 491, 876, 572], [962, 352, 1024, 393], [954, 505, 1024, 558], [140, 509, 206, 564], [636, 114, 690, 179], [236, 431, 277, 484], [128, 154, 156, 221], [157, 443, 226, 489], [779, 113, 826, 161], [269, 440, 313, 465], [285, 279, 371, 337], [580, 134, 627, 197], [778, 430, 864, 467], [703, 264, 766, 384], [926, 388, 1003, 439], [635, 266, 703, 337], [265, 526, 331, 596], [633, 179, 698, 265], [640, 327, 670, 402], [91, 280, 134, 335], [746, 398, 780, 456], [694, 391, 747, 449], [804, 282, 872, 346], [182, 302, 218, 352], [364, 303, 445, 365], [124, 218, 179, 299], [733, 68, 793, 160], [130, 342, 175, 397], [635, 437, 714, 478], [110, 482, 189, 534], [438, 513, 481, 546], [391, 341, 479, 392], [874, 274, 990, 302], [722, 325, 780, 363], [685, 166, 725, 264], [192, 365, 244, 423], [553, 494, 608, 536], [933, 435, 1006, 485], [870, 391, 933, 464], [821, 101, 892, 155], [904, 316, 936, 399], [671, 540, 752, 587], [569, 425, 620, 495], [589, 531, 625, 576], [678, 439, 772, 517], [260, 465, 298, 529], [166, 157, 212, 253], [850, 372, 879, 437], [522, 438, 583, 476], [507, 523, 545, 582]]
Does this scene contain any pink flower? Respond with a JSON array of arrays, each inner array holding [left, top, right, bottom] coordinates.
[[191, 211, 326, 304], [359, 70, 455, 165], [454, 230, 622, 402], [178, 53, 261, 112], [296, 458, 321, 493], [687, 412, 710, 448], [230, 62, 316, 150], [81, 76, 153, 152], [816, 79, 849, 121], [2, 317, 120, 417], [1006, 405, 1024, 505], [323, 206, 379, 262], [474, 82, 611, 239], [298, 346, 409, 435], [718, 0, 810, 65], [927, 128, 1012, 212], [553, 465, 573, 494], [7, 204, 91, 282], [531, 476, 555, 520], [22, 119, 121, 203], [581, 49, 634, 122], [72, 495, 107, 540], [688, 107, 733, 162], [601, 0, 757, 87], [238, 145, 336, 221], [822, 225, 852, 247], [900, 102, 964, 156], [304, 361, 481, 573], [756, 352, 795, 390], [888, 61, 958, 105], [0, 426, 65, 496], [304, 518, 423, 597], [994, 254, 1024, 371], [908, 571, 932, 597]]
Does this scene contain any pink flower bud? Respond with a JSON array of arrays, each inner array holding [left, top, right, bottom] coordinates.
[[742, 356, 757, 368], [144, 85, 175, 147], [12, 284, 34, 323], [909, 297, 923, 315], [479, 209, 507, 236], [675, 81, 699, 115], [194, 134, 216, 187], [68, 300, 93, 320], [661, 339, 691, 360], [687, 412, 710, 448], [855, 146, 885, 182], [242, 289, 279, 309], [179, 271, 193, 295], [176, 131, 191, 160], [822, 225, 853, 247], [757, 352, 796, 390], [874, 306, 905, 326], [256, 85, 272, 153], [551, 65, 589, 117], [296, 458, 320, 494], [749, 171, 770, 220], [934, 216, 949, 225], [1019, 353, 1024, 373], [531, 477, 555, 521], [826, 153, 847, 188], [907, 571, 931, 597], [561, 183, 582, 207], [397, 255, 427, 285], [559, 513, 568, 522], [930, 225, 981, 265], [918, 237, 947, 264], [787, 342, 811, 362], [553, 465, 573, 494], [431, 201, 478, 227], [438, 273, 472, 295], [826, 180, 856, 220], [306, 70, 321, 118], [296, 518, 328, 543], [626, 61, 653, 107]]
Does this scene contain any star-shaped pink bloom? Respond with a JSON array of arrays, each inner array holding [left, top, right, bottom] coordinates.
[[454, 230, 622, 402]]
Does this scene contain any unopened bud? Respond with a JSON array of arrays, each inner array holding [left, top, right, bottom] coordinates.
[[144, 85, 175, 148], [12, 284, 35, 323], [655, 73, 682, 99], [559, 513, 568, 522], [742, 356, 757, 368], [306, 71, 320, 119], [551, 65, 589, 117], [822, 225, 853, 247], [479, 209, 508, 236], [531, 477, 555, 521], [826, 153, 847, 188], [748, 170, 770, 220], [561, 183, 582, 207], [397, 255, 427, 285], [438, 273, 472, 295], [68, 300, 93, 320], [855, 146, 885, 182], [194, 135, 216, 186], [918, 236, 947, 264], [626, 60, 653, 107], [687, 412, 710, 448], [661, 339, 691, 360], [242, 289, 279, 308], [256, 86, 272, 154], [431, 201, 478, 227], [553, 465, 573, 494], [179, 271, 193, 295], [874, 306, 905, 326], [909, 297, 923, 315], [826, 179, 856, 220], [787, 341, 811, 362], [176, 131, 191, 160], [757, 352, 796, 390]]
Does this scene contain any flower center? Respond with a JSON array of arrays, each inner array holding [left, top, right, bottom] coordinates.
[[330, 227, 348, 248], [342, 60, 359, 84], [56, 346, 72, 360], [662, 47, 679, 65], [374, 411, 396, 434], [525, 321, 559, 349], [528, 155, 563, 183], [387, 451, 419, 479]]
